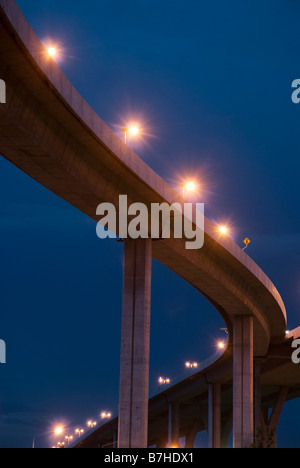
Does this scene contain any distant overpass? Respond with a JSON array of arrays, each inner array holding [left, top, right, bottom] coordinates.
[[0, 0, 298, 448], [73, 327, 300, 448]]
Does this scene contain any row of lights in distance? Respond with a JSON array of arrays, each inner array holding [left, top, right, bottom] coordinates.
[[53, 412, 112, 448], [158, 343, 226, 386]]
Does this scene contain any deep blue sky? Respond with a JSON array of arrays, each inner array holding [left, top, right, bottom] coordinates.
[[0, 0, 300, 448]]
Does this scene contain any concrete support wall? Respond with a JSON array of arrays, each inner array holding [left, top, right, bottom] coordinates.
[[112, 430, 118, 449], [208, 383, 221, 448], [233, 315, 254, 448], [254, 359, 262, 441], [262, 386, 289, 448], [168, 402, 180, 448], [118, 238, 152, 448], [221, 411, 233, 448]]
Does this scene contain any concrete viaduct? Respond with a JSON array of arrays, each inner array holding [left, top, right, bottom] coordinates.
[[74, 326, 300, 448], [0, 0, 299, 448]]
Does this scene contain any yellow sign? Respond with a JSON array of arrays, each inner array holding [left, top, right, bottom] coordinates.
[[243, 238, 251, 246]]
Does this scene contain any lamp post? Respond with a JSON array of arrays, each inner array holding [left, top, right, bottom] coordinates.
[[101, 411, 112, 420], [65, 435, 73, 447], [182, 181, 197, 198], [158, 377, 171, 385], [185, 362, 198, 369], [75, 428, 84, 438], [122, 126, 139, 145]]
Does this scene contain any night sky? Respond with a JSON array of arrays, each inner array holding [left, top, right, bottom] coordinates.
[[1, 0, 300, 448]]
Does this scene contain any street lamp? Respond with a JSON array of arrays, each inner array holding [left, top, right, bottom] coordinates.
[[75, 428, 84, 438], [185, 362, 198, 369], [122, 126, 140, 145], [217, 341, 226, 350], [33, 424, 65, 448], [101, 412, 112, 420], [65, 435, 73, 447], [47, 47, 57, 58], [54, 425, 64, 437], [182, 181, 197, 198], [158, 377, 171, 385], [87, 421, 97, 429], [218, 225, 229, 235]]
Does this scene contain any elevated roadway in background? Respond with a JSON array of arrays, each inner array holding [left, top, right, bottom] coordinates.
[[73, 328, 300, 448], [0, 0, 297, 448]]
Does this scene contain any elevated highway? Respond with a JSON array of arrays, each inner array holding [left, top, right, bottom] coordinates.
[[0, 0, 297, 448], [74, 327, 300, 448]]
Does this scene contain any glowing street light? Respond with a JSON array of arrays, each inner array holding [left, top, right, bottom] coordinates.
[[87, 421, 97, 429], [101, 412, 112, 420], [158, 377, 171, 385], [218, 225, 229, 235], [185, 362, 198, 369], [54, 425, 64, 437], [122, 126, 140, 145], [129, 126, 139, 136], [217, 341, 226, 350], [182, 181, 197, 198], [47, 46, 57, 58], [65, 435, 73, 447], [75, 428, 84, 438]]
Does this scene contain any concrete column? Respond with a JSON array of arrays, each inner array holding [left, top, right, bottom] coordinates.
[[112, 429, 118, 449], [118, 238, 152, 448], [233, 315, 254, 448], [168, 403, 180, 448], [253, 359, 262, 442], [267, 386, 289, 448], [208, 383, 221, 448], [221, 411, 233, 448]]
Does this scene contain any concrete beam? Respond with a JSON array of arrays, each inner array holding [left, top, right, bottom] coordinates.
[[118, 238, 152, 448], [233, 315, 254, 448]]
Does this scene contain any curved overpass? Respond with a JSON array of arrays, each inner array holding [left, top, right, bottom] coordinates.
[[74, 326, 300, 448], [0, 0, 295, 448]]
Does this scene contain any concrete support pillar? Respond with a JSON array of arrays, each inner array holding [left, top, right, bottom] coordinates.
[[208, 383, 221, 448], [168, 403, 180, 448], [118, 238, 152, 448], [233, 315, 254, 448], [221, 411, 233, 448], [112, 429, 118, 449], [253, 359, 262, 442], [264, 386, 288, 448]]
